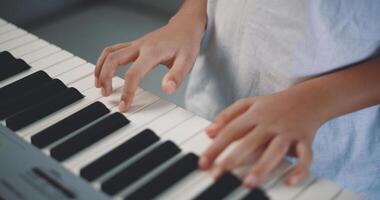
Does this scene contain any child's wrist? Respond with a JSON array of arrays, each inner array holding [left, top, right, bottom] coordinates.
[[287, 82, 333, 126], [169, 12, 207, 31]]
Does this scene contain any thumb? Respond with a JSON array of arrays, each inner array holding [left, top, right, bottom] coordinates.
[[162, 55, 194, 94]]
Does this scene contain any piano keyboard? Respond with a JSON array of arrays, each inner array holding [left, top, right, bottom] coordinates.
[[0, 17, 361, 200]]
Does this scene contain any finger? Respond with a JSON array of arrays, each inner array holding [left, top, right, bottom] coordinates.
[[285, 141, 312, 185], [98, 46, 138, 96], [199, 112, 257, 170], [212, 129, 267, 178], [119, 55, 159, 112], [206, 99, 252, 137], [244, 136, 291, 188], [161, 53, 195, 94], [95, 43, 129, 87]]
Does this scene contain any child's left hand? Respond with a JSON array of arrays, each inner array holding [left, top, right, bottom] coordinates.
[[198, 87, 327, 188]]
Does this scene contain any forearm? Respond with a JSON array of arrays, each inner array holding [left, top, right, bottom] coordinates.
[[170, 0, 207, 33], [293, 56, 380, 123]]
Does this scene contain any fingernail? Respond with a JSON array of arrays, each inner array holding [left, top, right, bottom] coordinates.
[[199, 157, 210, 169], [244, 174, 258, 188], [165, 80, 176, 94], [206, 123, 218, 132], [101, 87, 106, 96], [206, 131, 214, 138], [119, 100, 127, 112]]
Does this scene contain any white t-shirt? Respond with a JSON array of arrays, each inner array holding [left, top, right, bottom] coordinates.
[[185, 0, 380, 199]]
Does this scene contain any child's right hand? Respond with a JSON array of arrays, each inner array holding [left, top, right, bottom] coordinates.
[[95, 15, 206, 112]]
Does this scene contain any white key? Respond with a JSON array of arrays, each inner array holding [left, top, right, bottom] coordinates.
[[161, 116, 210, 144], [0, 24, 16, 34], [57, 63, 94, 85], [294, 179, 342, 200], [70, 75, 96, 92], [0, 34, 37, 51], [335, 189, 363, 200], [101, 88, 151, 112], [0, 29, 26, 43], [20, 45, 60, 63], [0, 19, 6, 26], [44, 57, 86, 77], [9, 39, 49, 57], [65, 99, 175, 173], [182, 131, 213, 155], [133, 106, 194, 137], [267, 174, 315, 200], [29, 50, 73, 69]]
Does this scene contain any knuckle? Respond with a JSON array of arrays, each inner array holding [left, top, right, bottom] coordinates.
[[103, 47, 112, 54], [105, 53, 116, 64], [106, 52, 117, 63], [141, 45, 159, 56]]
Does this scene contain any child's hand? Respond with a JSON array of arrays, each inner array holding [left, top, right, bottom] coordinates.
[[199, 87, 327, 188], [95, 15, 205, 111]]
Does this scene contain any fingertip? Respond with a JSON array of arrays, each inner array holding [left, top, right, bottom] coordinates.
[[101, 87, 106, 97], [286, 174, 300, 186], [162, 79, 177, 94], [244, 174, 259, 188], [206, 131, 216, 139], [118, 100, 127, 112], [206, 123, 219, 134], [198, 156, 210, 170]]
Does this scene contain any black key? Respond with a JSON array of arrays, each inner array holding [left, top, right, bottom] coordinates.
[[5, 88, 84, 131], [101, 141, 180, 195], [31, 102, 110, 149], [81, 129, 159, 182], [0, 71, 52, 101], [125, 153, 199, 200], [0, 79, 67, 120], [50, 112, 129, 161], [0, 51, 16, 65], [0, 59, 31, 81], [240, 188, 270, 200], [194, 172, 241, 200]]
